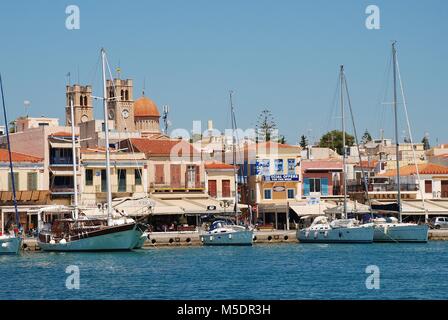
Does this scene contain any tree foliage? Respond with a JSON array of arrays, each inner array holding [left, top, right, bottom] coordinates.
[[319, 130, 355, 155], [299, 135, 308, 148]]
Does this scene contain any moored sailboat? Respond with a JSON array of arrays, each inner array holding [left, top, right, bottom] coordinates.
[[371, 42, 428, 243], [297, 65, 374, 243], [37, 49, 145, 251], [0, 73, 22, 255]]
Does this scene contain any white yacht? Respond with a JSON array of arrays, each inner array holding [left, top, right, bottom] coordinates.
[[201, 220, 254, 246], [297, 65, 374, 244]]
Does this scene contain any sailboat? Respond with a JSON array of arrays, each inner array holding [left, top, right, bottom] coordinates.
[[37, 49, 146, 251], [0, 73, 22, 254], [297, 66, 374, 243], [201, 91, 254, 246], [371, 42, 428, 243]]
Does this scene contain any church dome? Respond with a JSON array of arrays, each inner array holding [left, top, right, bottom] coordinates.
[[134, 96, 160, 117]]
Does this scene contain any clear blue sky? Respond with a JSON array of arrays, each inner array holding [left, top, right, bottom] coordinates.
[[0, 0, 447, 145]]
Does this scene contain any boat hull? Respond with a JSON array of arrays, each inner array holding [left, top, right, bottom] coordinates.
[[297, 226, 374, 243], [0, 237, 22, 254], [201, 229, 253, 246], [38, 223, 144, 252], [373, 224, 429, 243], [133, 232, 148, 249]]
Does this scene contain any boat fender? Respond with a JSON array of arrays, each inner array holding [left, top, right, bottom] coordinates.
[[1, 242, 8, 248], [59, 239, 67, 244], [314, 231, 318, 239], [210, 236, 213, 241], [50, 240, 56, 244], [305, 231, 310, 238], [324, 231, 328, 238], [384, 225, 389, 234], [228, 234, 232, 239]]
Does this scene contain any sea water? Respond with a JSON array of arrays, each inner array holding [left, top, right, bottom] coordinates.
[[1, 242, 447, 300]]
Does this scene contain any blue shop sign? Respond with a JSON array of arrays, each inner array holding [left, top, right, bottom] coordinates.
[[263, 174, 299, 182]]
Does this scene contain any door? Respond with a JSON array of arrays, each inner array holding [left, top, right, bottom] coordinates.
[[101, 169, 107, 192], [170, 164, 181, 188], [208, 180, 217, 197], [442, 181, 448, 198], [118, 169, 126, 192], [222, 180, 231, 198]]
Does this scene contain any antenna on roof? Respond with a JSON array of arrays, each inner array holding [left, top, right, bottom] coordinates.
[[162, 105, 170, 134], [143, 77, 146, 96]]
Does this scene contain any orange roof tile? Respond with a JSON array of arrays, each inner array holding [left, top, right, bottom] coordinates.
[[50, 132, 79, 137], [379, 163, 448, 177], [129, 138, 199, 157], [205, 161, 237, 170], [0, 149, 43, 163], [243, 141, 301, 152]]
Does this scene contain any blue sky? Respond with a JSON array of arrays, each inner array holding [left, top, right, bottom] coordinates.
[[0, 0, 447, 145]]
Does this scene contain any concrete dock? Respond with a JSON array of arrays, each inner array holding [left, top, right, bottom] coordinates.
[[20, 229, 448, 251]]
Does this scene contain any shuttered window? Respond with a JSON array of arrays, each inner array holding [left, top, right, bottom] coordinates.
[[222, 180, 231, 198], [135, 169, 142, 185], [8, 172, 19, 191], [425, 180, 432, 193], [155, 165, 165, 184], [27, 172, 37, 191]]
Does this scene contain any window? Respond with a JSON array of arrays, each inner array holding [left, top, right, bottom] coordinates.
[[8, 172, 19, 191], [117, 169, 127, 192], [310, 178, 321, 193], [257, 159, 270, 176], [222, 180, 231, 198], [155, 164, 165, 184], [287, 189, 295, 199], [187, 165, 196, 185], [264, 189, 272, 200], [274, 159, 284, 173], [135, 169, 142, 185], [425, 180, 432, 193], [287, 159, 296, 174], [85, 169, 93, 186], [27, 172, 37, 191]]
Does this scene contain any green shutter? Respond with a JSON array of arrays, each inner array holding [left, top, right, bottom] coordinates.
[[27, 172, 37, 191], [8, 172, 19, 191]]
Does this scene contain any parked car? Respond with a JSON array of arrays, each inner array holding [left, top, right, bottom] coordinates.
[[430, 217, 448, 229]]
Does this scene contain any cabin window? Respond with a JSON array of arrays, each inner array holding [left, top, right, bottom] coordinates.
[[85, 169, 93, 186], [264, 189, 272, 200], [425, 180, 432, 193]]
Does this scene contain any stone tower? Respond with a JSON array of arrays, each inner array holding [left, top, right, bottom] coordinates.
[[106, 79, 135, 131], [65, 85, 93, 126]]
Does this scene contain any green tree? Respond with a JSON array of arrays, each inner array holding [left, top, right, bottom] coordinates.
[[255, 109, 277, 142], [422, 135, 430, 150], [361, 129, 372, 144], [299, 135, 308, 148], [319, 130, 355, 155]]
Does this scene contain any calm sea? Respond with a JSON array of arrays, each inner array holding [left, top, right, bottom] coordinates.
[[1, 242, 447, 300]]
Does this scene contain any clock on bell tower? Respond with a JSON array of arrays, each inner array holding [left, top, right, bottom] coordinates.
[[106, 78, 135, 131]]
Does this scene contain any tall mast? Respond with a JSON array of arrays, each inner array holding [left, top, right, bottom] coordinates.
[[230, 91, 238, 215], [0, 74, 20, 230], [392, 42, 402, 221], [68, 74, 79, 219], [340, 65, 347, 218], [101, 49, 113, 225]]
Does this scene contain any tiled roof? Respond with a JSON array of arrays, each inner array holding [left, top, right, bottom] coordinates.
[[0, 149, 43, 163], [129, 138, 199, 157], [205, 161, 237, 170], [243, 141, 301, 152], [379, 163, 448, 177], [355, 160, 378, 168], [302, 160, 343, 171], [50, 131, 79, 137]]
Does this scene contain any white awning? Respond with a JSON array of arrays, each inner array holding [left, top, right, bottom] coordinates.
[[49, 141, 71, 149], [50, 169, 74, 176]]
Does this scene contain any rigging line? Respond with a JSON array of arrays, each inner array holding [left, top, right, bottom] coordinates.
[[395, 52, 427, 218], [377, 51, 393, 137], [343, 73, 373, 215], [325, 73, 341, 135]]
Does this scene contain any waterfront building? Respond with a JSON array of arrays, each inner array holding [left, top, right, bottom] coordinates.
[[0, 149, 49, 232], [301, 160, 343, 197], [78, 147, 148, 207], [205, 161, 237, 201], [239, 141, 302, 230]]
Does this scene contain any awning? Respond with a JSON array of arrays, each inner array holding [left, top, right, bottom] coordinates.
[[289, 204, 328, 217], [50, 169, 74, 176], [49, 141, 71, 149]]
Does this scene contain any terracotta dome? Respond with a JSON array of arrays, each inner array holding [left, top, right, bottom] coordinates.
[[134, 96, 160, 117]]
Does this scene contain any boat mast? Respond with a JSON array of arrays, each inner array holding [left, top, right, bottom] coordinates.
[[101, 49, 113, 226], [0, 74, 20, 231], [340, 65, 347, 219], [230, 91, 238, 216], [392, 42, 402, 222], [68, 74, 79, 219]]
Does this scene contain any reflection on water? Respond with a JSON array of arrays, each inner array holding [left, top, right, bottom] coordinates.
[[0, 242, 447, 300]]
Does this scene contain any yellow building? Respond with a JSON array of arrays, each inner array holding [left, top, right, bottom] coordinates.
[[205, 161, 237, 201]]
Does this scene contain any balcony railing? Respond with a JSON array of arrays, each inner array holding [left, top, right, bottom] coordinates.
[[50, 157, 78, 165], [347, 183, 419, 193]]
